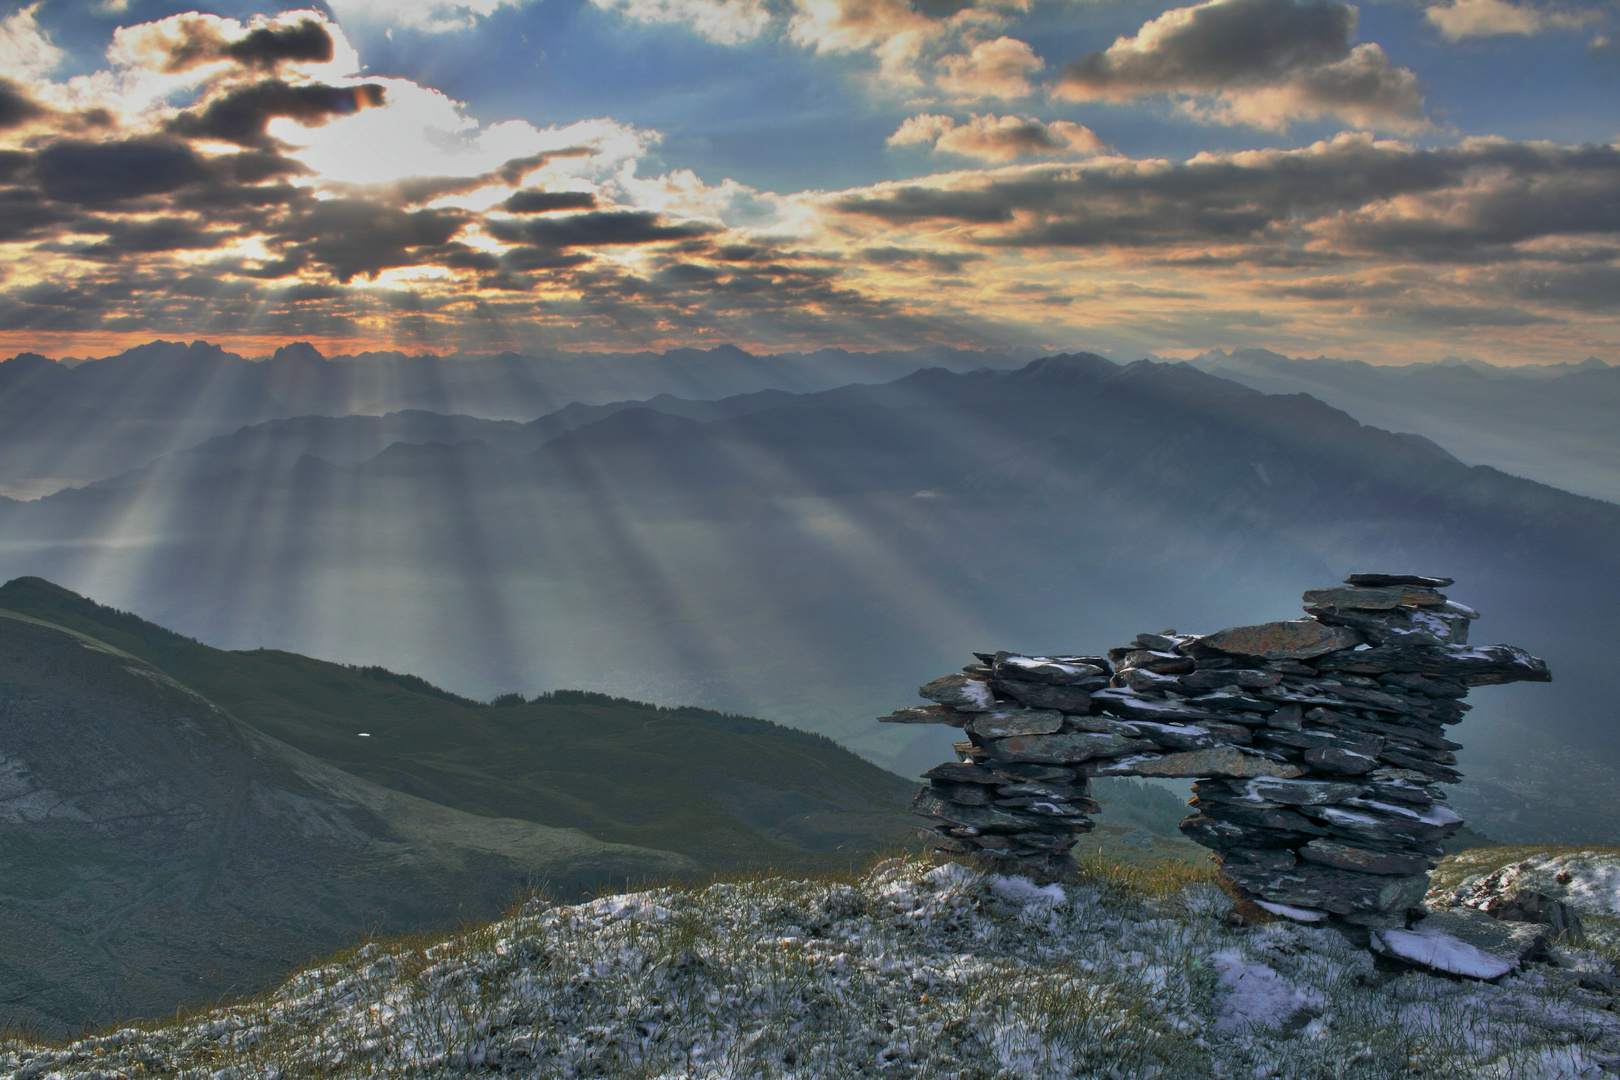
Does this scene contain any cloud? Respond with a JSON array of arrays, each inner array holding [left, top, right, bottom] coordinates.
[[264, 199, 473, 282], [0, 4, 63, 83], [502, 189, 601, 213], [0, 79, 47, 130], [1, 3, 1613, 359], [888, 113, 1105, 162], [274, 75, 654, 188], [485, 210, 715, 249], [1493, 263, 1620, 309], [1424, 0, 1598, 39], [832, 133, 1620, 259], [936, 37, 1043, 99], [323, 0, 528, 33], [1057, 0, 1426, 131], [107, 12, 360, 85], [168, 80, 387, 149], [589, 0, 774, 44], [34, 138, 211, 205], [126, 14, 336, 74]]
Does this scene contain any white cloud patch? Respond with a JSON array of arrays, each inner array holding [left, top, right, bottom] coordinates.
[[937, 37, 1044, 100], [590, 0, 774, 44], [324, 0, 528, 33], [1424, 0, 1599, 40], [0, 3, 64, 82], [281, 76, 657, 187], [888, 112, 1106, 161], [1057, 0, 1427, 132]]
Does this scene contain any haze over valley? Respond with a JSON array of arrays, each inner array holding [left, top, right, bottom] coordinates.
[[1, 344, 1615, 848]]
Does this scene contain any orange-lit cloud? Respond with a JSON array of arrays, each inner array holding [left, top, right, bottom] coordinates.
[[0, 9, 1615, 367], [1057, 0, 1428, 132]]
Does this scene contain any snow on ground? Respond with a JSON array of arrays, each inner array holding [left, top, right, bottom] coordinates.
[[3, 855, 1619, 1079], [1374, 926, 1518, 980], [1437, 851, 1620, 919]]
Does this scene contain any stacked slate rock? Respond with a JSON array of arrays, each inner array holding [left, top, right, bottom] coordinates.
[[881, 574, 1550, 926]]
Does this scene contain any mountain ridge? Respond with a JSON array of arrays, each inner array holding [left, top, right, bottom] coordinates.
[[0, 603, 697, 1036]]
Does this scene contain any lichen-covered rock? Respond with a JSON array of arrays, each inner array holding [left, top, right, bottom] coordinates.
[[1195, 620, 1362, 660], [1302, 585, 1448, 609]]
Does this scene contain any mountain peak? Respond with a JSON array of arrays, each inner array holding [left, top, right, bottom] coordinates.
[[271, 341, 326, 365], [1011, 352, 1118, 381]]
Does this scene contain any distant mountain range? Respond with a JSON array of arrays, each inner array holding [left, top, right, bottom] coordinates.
[[1188, 348, 1620, 504], [0, 341, 1027, 499], [0, 578, 916, 1036], [0, 354, 1613, 847]]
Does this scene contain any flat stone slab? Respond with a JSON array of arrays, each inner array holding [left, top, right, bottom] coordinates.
[[878, 705, 969, 726], [1095, 744, 1306, 779], [984, 731, 1156, 764], [1299, 838, 1431, 876], [1197, 620, 1361, 660], [1302, 585, 1447, 609], [968, 708, 1064, 739], [1343, 574, 1454, 588], [993, 655, 1107, 685], [1371, 908, 1549, 980], [918, 673, 996, 711]]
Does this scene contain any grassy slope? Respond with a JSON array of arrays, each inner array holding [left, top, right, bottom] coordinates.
[[0, 577, 914, 873]]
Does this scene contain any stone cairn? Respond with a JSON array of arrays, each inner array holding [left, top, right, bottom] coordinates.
[[880, 574, 1550, 928]]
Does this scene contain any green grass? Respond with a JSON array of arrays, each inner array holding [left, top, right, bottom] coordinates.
[[0, 576, 915, 874]]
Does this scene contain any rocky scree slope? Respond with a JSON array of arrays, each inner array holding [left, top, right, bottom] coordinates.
[[5, 854, 1620, 1079]]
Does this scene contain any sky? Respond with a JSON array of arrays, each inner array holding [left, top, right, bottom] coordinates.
[[0, 0, 1615, 362]]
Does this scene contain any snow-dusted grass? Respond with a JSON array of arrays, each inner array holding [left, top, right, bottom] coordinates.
[[4, 854, 1619, 1079]]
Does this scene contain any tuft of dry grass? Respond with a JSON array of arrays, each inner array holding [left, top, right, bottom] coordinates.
[[1071, 850, 1220, 901]]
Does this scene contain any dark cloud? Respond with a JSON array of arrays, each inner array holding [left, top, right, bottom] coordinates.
[[654, 262, 724, 286], [835, 138, 1620, 260], [493, 149, 589, 186], [72, 219, 231, 260], [35, 138, 210, 205], [222, 19, 335, 70], [1269, 277, 1408, 300], [212, 149, 311, 184], [0, 79, 47, 130], [158, 16, 334, 73], [329, 174, 495, 208], [275, 199, 470, 282], [500, 248, 592, 272], [1057, 0, 1423, 128], [1390, 302, 1559, 327], [1064, 0, 1354, 93], [0, 151, 30, 184], [501, 189, 598, 213], [860, 246, 986, 272], [329, 159, 596, 209], [0, 188, 77, 241], [1495, 264, 1620, 311], [487, 210, 714, 250], [168, 80, 386, 148]]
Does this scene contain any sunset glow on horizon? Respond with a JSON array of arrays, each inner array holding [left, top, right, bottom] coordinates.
[[0, 0, 1615, 365]]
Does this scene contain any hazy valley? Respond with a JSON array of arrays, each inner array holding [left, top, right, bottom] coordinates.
[[1, 346, 1615, 845]]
